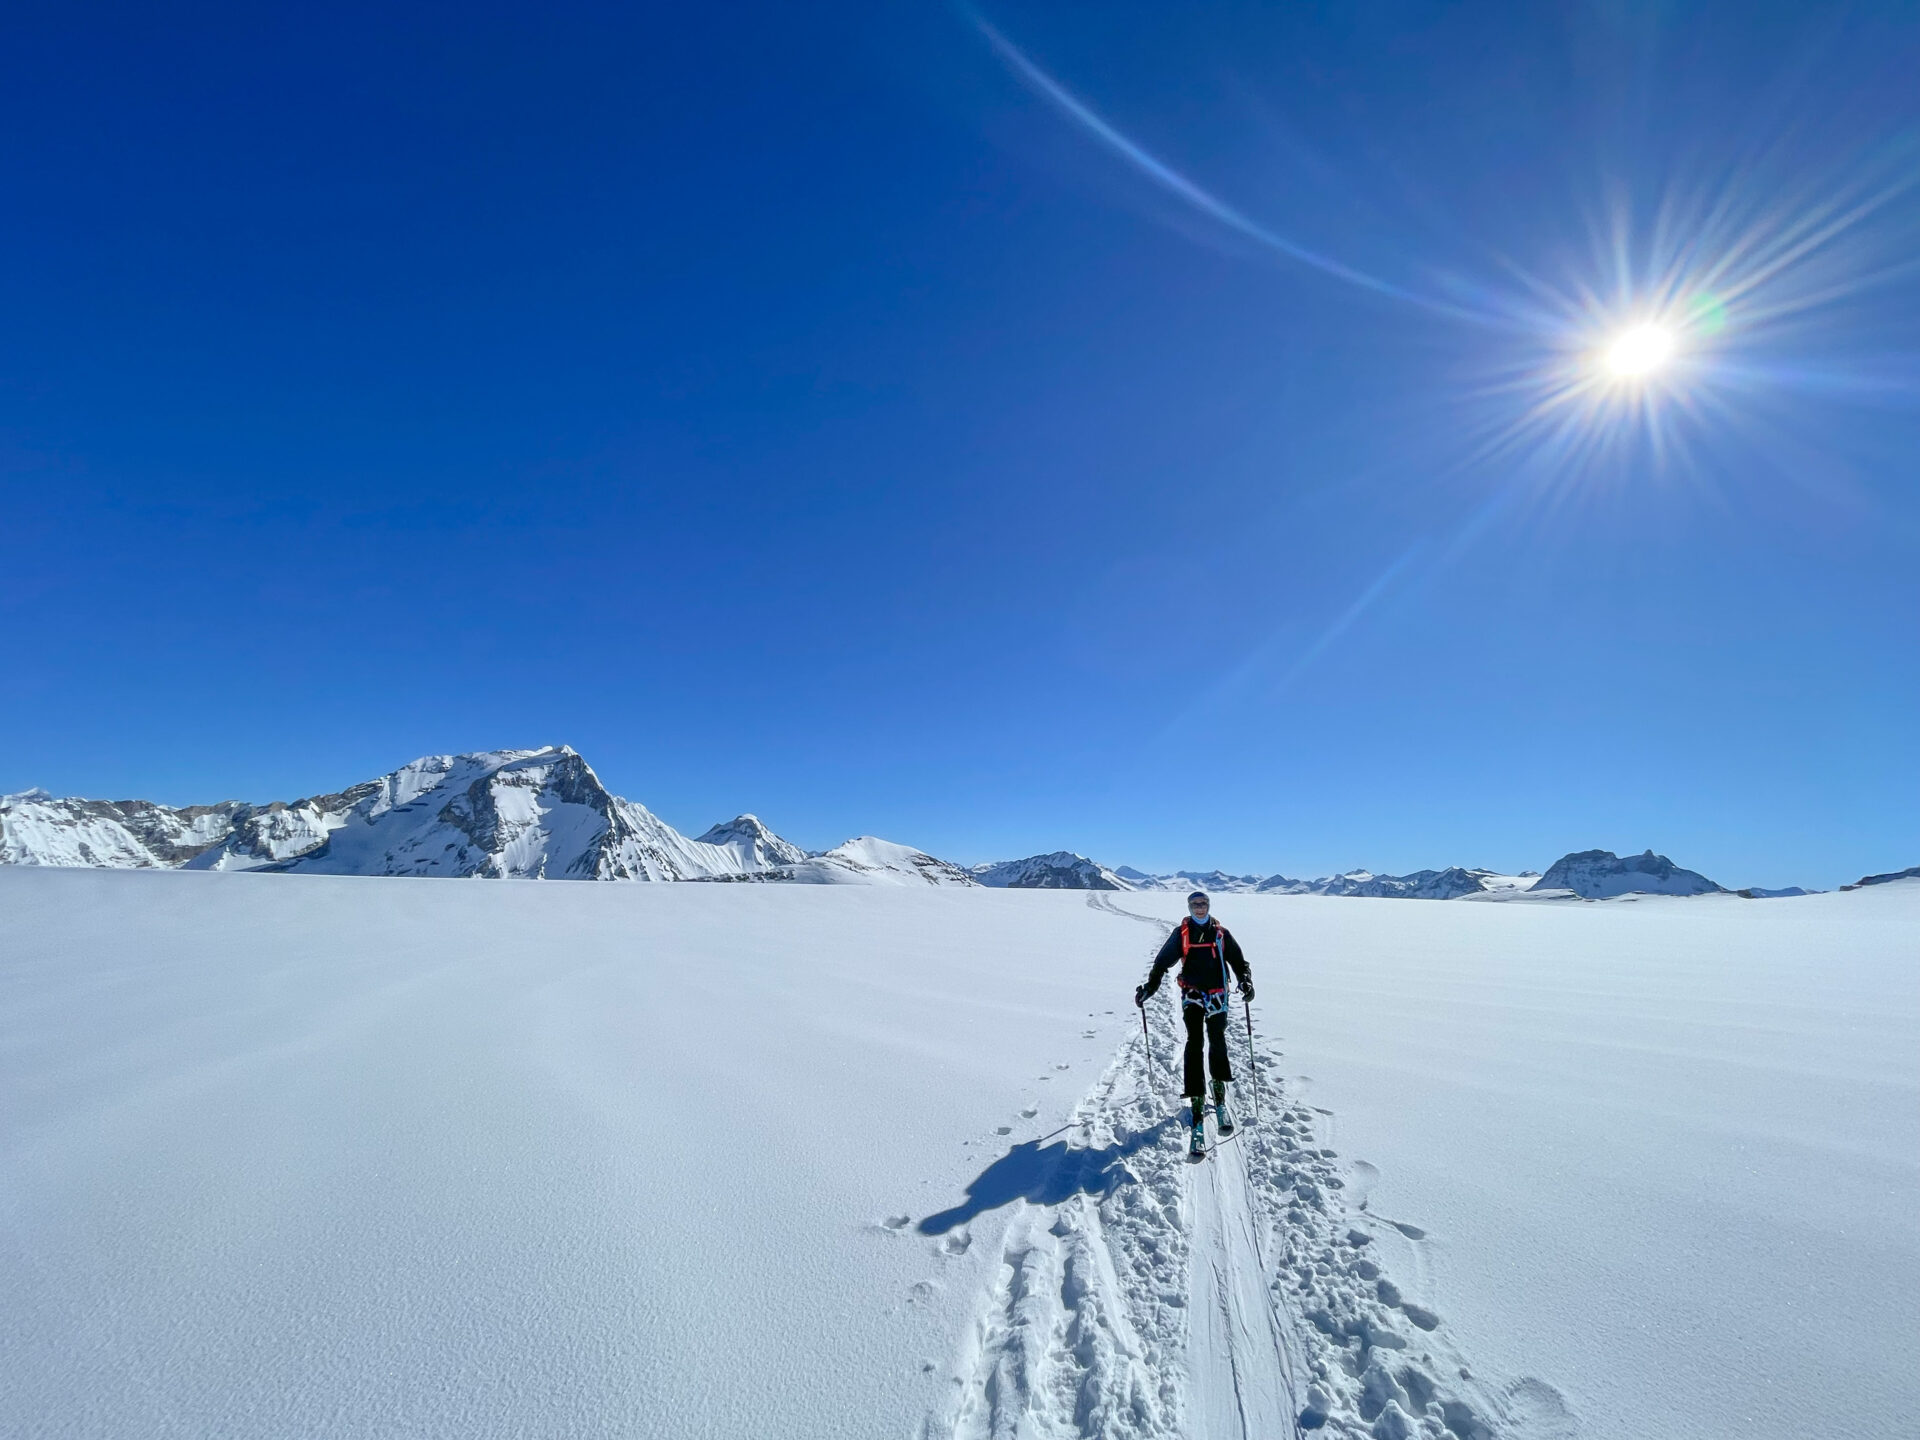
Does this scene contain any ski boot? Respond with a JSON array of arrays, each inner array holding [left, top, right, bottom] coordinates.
[[1187, 1099, 1207, 1162], [1212, 1079, 1235, 1136]]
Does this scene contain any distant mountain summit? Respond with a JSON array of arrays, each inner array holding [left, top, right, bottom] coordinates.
[[695, 814, 809, 870], [1534, 849, 1724, 898], [789, 837, 976, 887], [1117, 868, 1267, 894], [1317, 867, 1511, 900], [1840, 864, 1920, 890], [972, 852, 1130, 890], [0, 749, 958, 886]]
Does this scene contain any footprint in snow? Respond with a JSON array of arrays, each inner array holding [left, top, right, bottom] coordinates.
[[994, 1125, 1011, 1135], [1501, 1378, 1578, 1438], [1348, 1159, 1381, 1210], [880, 1214, 911, 1231], [1020, 1105, 1038, 1118]]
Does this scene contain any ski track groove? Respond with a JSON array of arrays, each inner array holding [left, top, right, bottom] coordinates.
[[928, 894, 1574, 1440]]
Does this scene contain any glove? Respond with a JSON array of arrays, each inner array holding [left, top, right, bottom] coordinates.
[[1241, 982, 1255, 1002], [1133, 984, 1148, 1008]]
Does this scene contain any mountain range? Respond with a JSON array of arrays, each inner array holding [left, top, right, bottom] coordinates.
[[5, 745, 1900, 899], [0, 748, 969, 887]]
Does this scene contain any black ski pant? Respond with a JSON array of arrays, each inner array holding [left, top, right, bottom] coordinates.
[[1181, 999, 1233, 1098]]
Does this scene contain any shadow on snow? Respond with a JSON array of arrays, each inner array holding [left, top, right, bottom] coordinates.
[[917, 1120, 1177, 1235]]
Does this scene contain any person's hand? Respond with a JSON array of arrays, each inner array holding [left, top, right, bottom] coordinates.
[[1134, 984, 1147, 1008], [1241, 982, 1255, 1002]]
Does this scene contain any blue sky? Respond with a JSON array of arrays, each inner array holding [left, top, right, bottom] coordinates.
[[2, 1, 1915, 889]]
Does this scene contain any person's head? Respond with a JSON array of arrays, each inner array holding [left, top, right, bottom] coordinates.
[[1187, 891, 1210, 922]]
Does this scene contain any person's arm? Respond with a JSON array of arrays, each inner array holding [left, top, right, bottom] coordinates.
[[1223, 929, 1253, 998], [1135, 929, 1182, 1003]]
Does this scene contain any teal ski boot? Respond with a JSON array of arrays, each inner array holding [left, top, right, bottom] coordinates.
[[1187, 1099, 1207, 1162], [1213, 1079, 1236, 1136]]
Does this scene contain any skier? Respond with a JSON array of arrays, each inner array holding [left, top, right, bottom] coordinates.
[[1134, 890, 1254, 1159]]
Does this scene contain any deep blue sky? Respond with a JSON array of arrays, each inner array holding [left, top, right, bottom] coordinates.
[[3, 1, 1916, 888]]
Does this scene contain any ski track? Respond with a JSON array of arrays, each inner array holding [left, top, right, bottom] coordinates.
[[921, 894, 1576, 1440]]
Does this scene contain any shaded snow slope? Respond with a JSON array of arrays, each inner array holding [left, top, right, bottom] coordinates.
[[1534, 848, 1723, 898], [972, 851, 1132, 890], [4, 873, 1913, 1440]]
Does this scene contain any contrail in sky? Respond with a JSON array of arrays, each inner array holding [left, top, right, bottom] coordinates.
[[971, 13, 1496, 325]]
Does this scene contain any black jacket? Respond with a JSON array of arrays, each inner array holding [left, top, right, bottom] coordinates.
[[1139, 917, 1251, 997]]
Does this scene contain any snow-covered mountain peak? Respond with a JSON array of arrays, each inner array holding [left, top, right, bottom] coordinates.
[[1534, 848, 1724, 899], [694, 814, 808, 869], [972, 852, 1132, 891], [788, 836, 976, 887]]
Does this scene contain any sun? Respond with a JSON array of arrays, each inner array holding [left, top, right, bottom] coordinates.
[[1603, 322, 1676, 378]]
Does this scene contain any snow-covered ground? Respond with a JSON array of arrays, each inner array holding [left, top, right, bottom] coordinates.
[[2, 870, 1914, 1439]]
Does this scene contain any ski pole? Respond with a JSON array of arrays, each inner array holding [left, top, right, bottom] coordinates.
[[1243, 992, 1263, 1122], [1139, 1000, 1155, 1090]]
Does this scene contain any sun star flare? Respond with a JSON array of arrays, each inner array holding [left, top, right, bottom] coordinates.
[[1604, 322, 1677, 377]]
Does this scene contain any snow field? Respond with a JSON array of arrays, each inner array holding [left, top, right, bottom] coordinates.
[[3, 869, 1915, 1439]]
